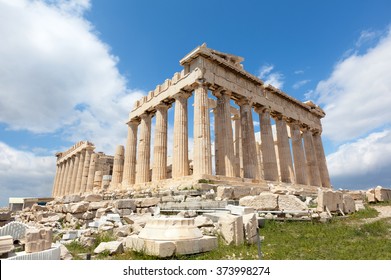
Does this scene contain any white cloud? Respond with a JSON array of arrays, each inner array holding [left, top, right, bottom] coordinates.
[[327, 129, 391, 188], [293, 79, 310, 90], [0, 141, 55, 206], [258, 64, 284, 89], [0, 0, 144, 153], [315, 27, 391, 142]]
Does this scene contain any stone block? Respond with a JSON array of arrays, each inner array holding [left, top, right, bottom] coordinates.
[[232, 187, 252, 199], [63, 195, 82, 204], [194, 215, 214, 227], [25, 228, 52, 253], [239, 193, 279, 210], [278, 195, 308, 211], [114, 225, 133, 237], [355, 200, 366, 211], [242, 213, 258, 244], [203, 212, 229, 223], [374, 186, 391, 202], [216, 186, 234, 200], [317, 189, 343, 212], [198, 236, 218, 252], [114, 199, 136, 210], [175, 239, 201, 255], [343, 194, 356, 214], [89, 201, 109, 210], [83, 194, 103, 202], [94, 241, 124, 255], [82, 211, 95, 220], [0, 235, 14, 254], [0, 211, 11, 221], [107, 213, 121, 223], [69, 201, 89, 214], [366, 190, 376, 203], [226, 205, 254, 216], [218, 214, 244, 246], [137, 197, 160, 208]]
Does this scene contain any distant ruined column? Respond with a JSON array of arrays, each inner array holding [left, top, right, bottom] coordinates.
[[257, 107, 279, 181], [232, 114, 241, 177], [52, 163, 60, 197], [290, 122, 308, 185], [313, 131, 331, 188], [136, 112, 152, 183], [193, 80, 212, 177], [86, 153, 98, 192], [152, 103, 169, 181], [237, 98, 259, 179], [122, 120, 139, 187], [74, 149, 85, 194], [274, 115, 294, 183], [303, 128, 321, 187], [215, 90, 235, 177], [172, 91, 191, 178], [80, 148, 92, 193], [111, 145, 125, 189]]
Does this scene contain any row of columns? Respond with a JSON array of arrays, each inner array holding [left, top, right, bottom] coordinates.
[[52, 148, 98, 197], [120, 81, 331, 188]]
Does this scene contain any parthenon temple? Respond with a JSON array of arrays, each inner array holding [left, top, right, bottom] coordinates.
[[52, 44, 331, 197]]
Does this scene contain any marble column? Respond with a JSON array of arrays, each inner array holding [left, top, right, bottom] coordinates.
[[232, 114, 241, 177], [52, 163, 60, 197], [58, 161, 68, 197], [172, 92, 191, 178], [152, 103, 169, 181], [289, 122, 308, 185], [69, 153, 80, 194], [86, 153, 98, 192], [237, 98, 259, 179], [274, 115, 295, 183], [64, 156, 75, 195], [313, 131, 331, 188], [111, 145, 125, 189], [215, 90, 235, 177], [80, 148, 92, 193], [122, 120, 139, 187], [74, 149, 85, 194], [213, 107, 223, 175], [303, 128, 321, 187], [193, 80, 212, 177], [257, 107, 279, 181], [136, 112, 152, 183]]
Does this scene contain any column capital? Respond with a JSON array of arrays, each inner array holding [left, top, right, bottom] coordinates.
[[254, 105, 270, 114], [155, 102, 171, 111], [235, 97, 253, 107], [127, 118, 140, 126], [174, 90, 192, 100], [195, 78, 208, 89]]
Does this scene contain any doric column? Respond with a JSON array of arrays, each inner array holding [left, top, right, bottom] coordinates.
[[232, 114, 241, 177], [52, 163, 60, 197], [80, 148, 92, 193], [303, 128, 321, 186], [214, 90, 235, 177], [136, 112, 152, 183], [193, 80, 212, 177], [111, 145, 125, 189], [74, 149, 85, 194], [69, 152, 80, 194], [213, 107, 223, 175], [94, 171, 103, 189], [152, 103, 169, 181], [58, 161, 68, 197], [64, 156, 75, 195], [289, 122, 308, 185], [172, 92, 191, 178], [237, 98, 259, 179], [86, 153, 98, 192], [274, 115, 295, 183], [313, 131, 331, 188], [122, 120, 139, 187], [257, 107, 279, 181]]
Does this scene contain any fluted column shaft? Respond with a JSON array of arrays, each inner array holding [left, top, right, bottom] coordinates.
[[290, 122, 308, 185], [213, 107, 223, 175], [232, 114, 241, 177], [52, 163, 60, 197], [238, 99, 259, 179], [80, 149, 92, 193], [193, 81, 212, 176], [152, 104, 169, 181], [136, 112, 152, 183], [111, 145, 125, 189], [258, 108, 279, 181], [69, 153, 80, 194], [74, 149, 85, 194], [172, 92, 190, 178], [303, 129, 321, 186], [215, 91, 235, 177], [64, 156, 75, 195], [313, 132, 331, 188], [122, 120, 139, 187], [275, 116, 294, 183], [59, 161, 69, 197], [86, 153, 98, 192]]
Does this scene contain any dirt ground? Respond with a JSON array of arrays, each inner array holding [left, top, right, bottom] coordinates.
[[364, 205, 391, 223]]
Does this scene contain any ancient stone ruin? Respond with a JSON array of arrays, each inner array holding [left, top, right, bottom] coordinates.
[[51, 44, 331, 197]]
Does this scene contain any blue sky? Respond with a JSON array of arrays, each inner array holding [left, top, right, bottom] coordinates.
[[1, 0, 391, 206]]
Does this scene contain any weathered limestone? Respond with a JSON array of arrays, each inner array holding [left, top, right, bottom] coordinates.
[[80, 148, 92, 192], [0, 235, 14, 255], [172, 92, 191, 178], [86, 153, 98, 192], [152, 104, 169, 181], [110, 145, 125, 189], [74, 149, 85, 193], [317, 189, 343, 212], [25, 227, 52, 253], [122, 120, 139, 188], [290, 122, 308, 185], [303, 128, 321, 187], [239, 193, 279, 210], [136, 113, 152, 183], [374, 186, 391, 202], [313, 132, 331, 188], [193, 80, 212, 177], [218, 214, 244, 245]]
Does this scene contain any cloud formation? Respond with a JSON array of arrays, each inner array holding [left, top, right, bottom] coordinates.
[[258, 64, 284, 89]]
